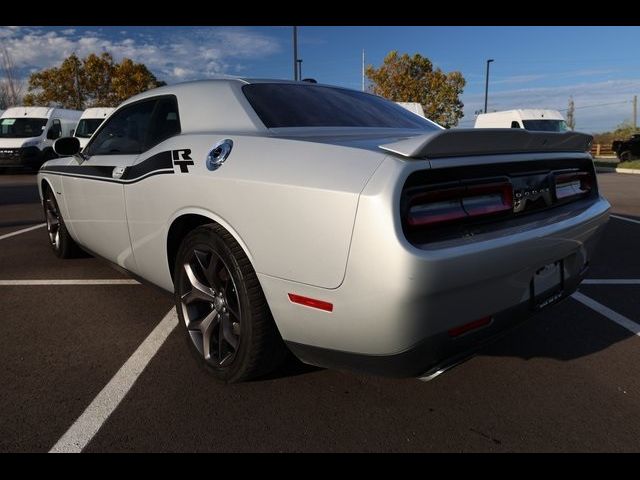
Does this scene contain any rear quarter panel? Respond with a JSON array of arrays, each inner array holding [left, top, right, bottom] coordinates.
[[124, 134, 386, 291]]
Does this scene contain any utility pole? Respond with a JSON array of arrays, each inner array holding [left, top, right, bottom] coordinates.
[[634, 95, 637, 131], [293, 26, 298, 81], [297, 59, 303, 81], [484, 59, 494, 113], [567, 96, 575, 131], [362, 49, 365, 92]]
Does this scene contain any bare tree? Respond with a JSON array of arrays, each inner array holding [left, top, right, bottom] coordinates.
[[0, 46, 23, 108]]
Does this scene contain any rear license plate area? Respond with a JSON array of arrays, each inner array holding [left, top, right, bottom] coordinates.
[[530, 260, 564, 311]]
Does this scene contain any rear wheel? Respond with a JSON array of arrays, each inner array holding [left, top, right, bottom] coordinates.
[[619, 150, 634, 162], [43, 187, 81, 258], [174, 224, 288, 383]]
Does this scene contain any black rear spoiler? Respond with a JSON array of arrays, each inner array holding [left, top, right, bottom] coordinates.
[[378, 128, 593, 159]]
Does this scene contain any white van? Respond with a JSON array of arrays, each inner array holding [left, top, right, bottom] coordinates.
[[474, 109, 568, 132], [74, 107, 115, 149], [0, 107, 82, 171]]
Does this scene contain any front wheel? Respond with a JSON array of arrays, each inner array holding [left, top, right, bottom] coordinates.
[[174, 224, 288, 383], [43, 187, 82, 258]]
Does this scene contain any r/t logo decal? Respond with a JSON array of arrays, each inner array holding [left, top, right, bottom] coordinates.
[[172, 149, 194, 173]]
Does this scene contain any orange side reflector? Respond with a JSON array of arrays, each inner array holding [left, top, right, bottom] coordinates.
[[288, 293, 333, 312]]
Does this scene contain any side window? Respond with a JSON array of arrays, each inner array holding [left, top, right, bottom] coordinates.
[[85, 100, 156, 156], [146, 96, 181, 149], [511, 121, 521, 129]]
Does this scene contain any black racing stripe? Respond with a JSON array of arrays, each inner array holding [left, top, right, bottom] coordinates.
[[122, 151, 173, 180], [43, 165, 114, 178], [39, 169, 174, 184], [40, 150, 176, 183]]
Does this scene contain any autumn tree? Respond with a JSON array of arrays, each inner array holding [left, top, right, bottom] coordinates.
[[366, 51, 466, 128], [23, 52, 165, 109], [593, 120, 640, 146]]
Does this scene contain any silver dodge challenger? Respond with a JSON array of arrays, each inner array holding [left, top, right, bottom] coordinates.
[[37, 78, 610, 382]]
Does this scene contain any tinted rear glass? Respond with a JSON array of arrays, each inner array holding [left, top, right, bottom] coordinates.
[[243, 83, 438, 130]]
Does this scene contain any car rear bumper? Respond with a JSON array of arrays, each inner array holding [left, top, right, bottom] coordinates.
[[261, 192, 610, 376], [285, 260, 588, 378]]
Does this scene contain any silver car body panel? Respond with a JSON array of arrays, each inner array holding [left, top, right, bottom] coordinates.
[[36, 78, 610, 372]]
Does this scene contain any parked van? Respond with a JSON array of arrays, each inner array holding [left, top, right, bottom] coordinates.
[[0, 107, 82, 171], [74, 107, 115, 149], [475, 109, 568, 132]]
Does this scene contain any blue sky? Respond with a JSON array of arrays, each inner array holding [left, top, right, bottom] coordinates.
[[2, 26, 639, 132]]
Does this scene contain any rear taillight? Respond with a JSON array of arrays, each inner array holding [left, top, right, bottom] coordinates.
[[554, 171, 592, 201], [406, 179, 513, 228]]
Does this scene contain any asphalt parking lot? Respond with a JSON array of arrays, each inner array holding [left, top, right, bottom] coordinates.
[[1, 171, 639, 452]]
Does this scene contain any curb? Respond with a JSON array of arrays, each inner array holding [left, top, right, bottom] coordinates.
[[596, 167, 640, 175]]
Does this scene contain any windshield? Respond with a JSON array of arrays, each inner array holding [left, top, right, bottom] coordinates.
[[0, 118, 48, 138], [522, 119, 568, 132], [75, 118, 105, 138], [242, 83, 439, 130]]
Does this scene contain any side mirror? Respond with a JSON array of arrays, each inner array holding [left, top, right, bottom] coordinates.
[[70, 129, 75, 136], [47, 127, 61, 140], [53, 137, 81, 157]]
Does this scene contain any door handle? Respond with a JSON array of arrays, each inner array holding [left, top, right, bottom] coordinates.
[[112, 166, 127, 179]]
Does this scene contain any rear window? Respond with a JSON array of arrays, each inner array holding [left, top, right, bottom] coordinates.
[[242, 83, 438, 130]]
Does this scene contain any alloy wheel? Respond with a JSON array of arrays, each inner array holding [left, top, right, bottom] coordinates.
[[179, 247, 242, 367], [44, 194, 61, 250]]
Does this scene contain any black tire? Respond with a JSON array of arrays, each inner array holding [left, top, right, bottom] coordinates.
[[174, 224, 288, 383], [42, 186, 82, 258], [619, 150, 634, 162]]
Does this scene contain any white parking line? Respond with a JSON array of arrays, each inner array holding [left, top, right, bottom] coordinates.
[[49, 308, 178, 453], [0, 223, 46, 241], [0, 279, 139, 286], [572, 292, 640, 336], [611, 214, 640, 225], [582, 279, 640, 285]]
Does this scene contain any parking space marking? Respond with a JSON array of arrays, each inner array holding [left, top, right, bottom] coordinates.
[[611, 214, 640, 225], [0, 223, 45, 241], [0, 279, 140, 286], [583, 279, 640, 285], [572, 292, 640, 336], [49, 308, 178, 453]]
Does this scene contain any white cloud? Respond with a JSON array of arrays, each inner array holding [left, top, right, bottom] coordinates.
[[1, 26, 281, 84]]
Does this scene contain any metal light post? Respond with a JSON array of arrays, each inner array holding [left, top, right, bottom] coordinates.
[[484, 59, 494, 114], [297, 59, 303, 81], [293, 26, 298, 81]]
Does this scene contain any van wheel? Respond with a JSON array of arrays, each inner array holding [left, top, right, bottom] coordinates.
[[43, 187, 82, 258], [174, 224, 288, 383]]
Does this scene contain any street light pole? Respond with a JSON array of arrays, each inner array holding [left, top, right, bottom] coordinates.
[[293, 26, 298, 81], [297, 59, 303, 81], [484, 59, 494, 114]]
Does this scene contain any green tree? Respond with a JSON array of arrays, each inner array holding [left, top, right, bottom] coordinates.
[[592, 120, 639, 146], [23, 52, 165, 109], [365, 51, 466, 128]]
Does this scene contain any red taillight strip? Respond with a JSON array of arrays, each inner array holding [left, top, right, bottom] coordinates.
[[406, 206, 467, 227], [554, 171, 592, 199], [288, 293, 334, 312], [406, 180, 513, 228], [448, 316, 493, 337]]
